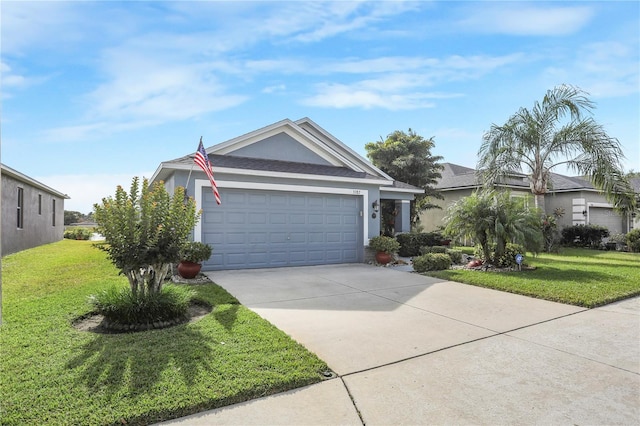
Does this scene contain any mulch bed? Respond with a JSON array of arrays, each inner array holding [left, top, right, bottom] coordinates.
[[73, 274, 214, 334]]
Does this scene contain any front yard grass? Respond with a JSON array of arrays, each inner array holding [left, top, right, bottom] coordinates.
[[0, 240, 328, 425], [426, 248, 640, 308]]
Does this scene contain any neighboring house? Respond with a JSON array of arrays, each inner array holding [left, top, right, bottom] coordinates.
[[630, 177, 640, 230], [1, 164, 69, 256], [420, 163, 638, 235], [151, 117, 422, 271]]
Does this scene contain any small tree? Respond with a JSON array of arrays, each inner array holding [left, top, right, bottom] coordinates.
[[94, 177, 199, 296], [64, 210, 84, 225], [365, 129, 443, 227], [541, 208, 565, 253]]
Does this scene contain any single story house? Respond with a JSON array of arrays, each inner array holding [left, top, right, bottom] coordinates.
[[420, 163, 639, 235], [151, 117, 422, 270], [1, 164, 69, 256]]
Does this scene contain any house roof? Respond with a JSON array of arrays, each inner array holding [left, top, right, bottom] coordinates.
[[151, 118, 423, 194], [436, 163, 529, 190], [437, 162, 607, 193], [168, 152, 381, 180], [1, 163, 69, 199]]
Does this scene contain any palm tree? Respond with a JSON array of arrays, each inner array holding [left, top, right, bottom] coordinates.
[[491, 191, 543, 259], [443, 190, 542, 264], [478, 84, 628, 213], [443, 190, 495, 261]]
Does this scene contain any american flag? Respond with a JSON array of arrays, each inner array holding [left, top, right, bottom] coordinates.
[[194, 138, 221, 205]]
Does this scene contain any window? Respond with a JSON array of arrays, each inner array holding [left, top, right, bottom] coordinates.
[[17, 187, 24, 229], [38, 194, 42, 215], [52, 199, 56, 226]]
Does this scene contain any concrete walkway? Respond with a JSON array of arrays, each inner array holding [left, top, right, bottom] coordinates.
[[161, 264, 640, 425]]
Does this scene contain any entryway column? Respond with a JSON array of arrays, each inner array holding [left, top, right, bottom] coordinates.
[[394, 200, 411, 234]]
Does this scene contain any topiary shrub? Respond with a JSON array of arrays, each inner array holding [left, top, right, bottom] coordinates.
[[494, 243, 526, 268], [474, 243, 526, 267], [561, 224, 610, 248], [64, 227, 92, 240], [180, 241, 213, 263], [413, 253, 451, 272], [396, 232, 443, 256], [446, 249, 463, 264], [89, 284, 196, 330], [419, 245, 447, 254], [627, 229, 640, 253], [396, 233, 419, 256], [369, 235, 401, 254]]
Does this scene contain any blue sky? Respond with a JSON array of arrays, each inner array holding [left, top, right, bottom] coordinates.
[[2, 1, 639, 214]]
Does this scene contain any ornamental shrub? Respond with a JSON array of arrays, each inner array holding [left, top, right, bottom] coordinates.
[[413, 253, 451, 272], [89, 284, 195, 326], [369, 235, 401, 254], [64, 227, 92, 240], [419, 245, 447, 254], [94, 176, 199, 297], [396, 232, 443, 256], [446, 249, 463, 264], [495, 243, 526, 268], [474, 243, 525, 267], [627, 229, 640, 253], [542, 214, 562, 253], [561, 224, 610, 248], [420, 246, 463, 263], [180, 241, 213, 263]]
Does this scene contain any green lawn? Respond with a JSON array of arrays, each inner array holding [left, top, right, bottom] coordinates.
[[427, 248, 640, 307], [0, 240, 328, 425]]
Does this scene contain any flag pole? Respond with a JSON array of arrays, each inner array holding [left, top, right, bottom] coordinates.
[[184, 136, 202, 199]]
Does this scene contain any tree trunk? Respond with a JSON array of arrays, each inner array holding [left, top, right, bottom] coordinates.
[[534, 193, 546, 213]]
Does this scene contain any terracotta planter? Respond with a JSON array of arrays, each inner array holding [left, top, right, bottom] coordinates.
[[375, 252, 393, 265], [178, 261, 202, 279], [467, 259, 483, 268]]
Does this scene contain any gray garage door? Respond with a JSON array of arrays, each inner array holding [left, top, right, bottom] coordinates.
[[589, 207, 623, 235], [201, 189, 363, 270]]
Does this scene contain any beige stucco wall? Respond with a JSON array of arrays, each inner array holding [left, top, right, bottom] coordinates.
[[418, 188, 533, 231], [423, 188, 628, 236], [418, 188, 476, 231]]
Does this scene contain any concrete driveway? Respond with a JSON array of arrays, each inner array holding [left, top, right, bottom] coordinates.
[[163, 264, 640, 425]]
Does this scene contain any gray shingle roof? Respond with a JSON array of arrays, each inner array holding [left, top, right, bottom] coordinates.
[[391, 180, 423, 190], [437, 162, 608, 192], [436, 163, 529, 190], [171, 153, 382, 180]]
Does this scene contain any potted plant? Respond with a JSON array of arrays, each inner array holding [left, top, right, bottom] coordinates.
[[369, 235, 400, 265], [178, 241, 212, 279]]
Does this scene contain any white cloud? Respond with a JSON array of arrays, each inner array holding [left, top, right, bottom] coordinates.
[[302, 82, 456, 110], [1, 2, 81, 54], [40, 123, 109, 143], [87, 51, 247, 122], [301, 52, 523, 110], [459, 4, 594, 36], [1, 62, 26, 88], [542, 41, 639, 98], [0, 60, 50, 99], [21, 1, 426, 139], [262, 84, 287, 94], [255, 1, 420, 43]]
